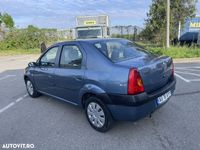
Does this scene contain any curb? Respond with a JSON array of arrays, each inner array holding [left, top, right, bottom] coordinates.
[[174, 58, 200, 64], [0, 54, 200, 64]]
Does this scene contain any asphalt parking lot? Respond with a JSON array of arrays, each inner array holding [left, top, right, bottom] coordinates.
[[0, 55, 200, 150]]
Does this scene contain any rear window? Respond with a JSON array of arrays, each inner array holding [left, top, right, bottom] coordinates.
[[94, 40, 150, 62]]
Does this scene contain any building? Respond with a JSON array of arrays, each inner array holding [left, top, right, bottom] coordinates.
[[181, 16, 200, 34], [180, 16, 200, 45], [57, 29, 72, 39], [110, 25, 143, 36]]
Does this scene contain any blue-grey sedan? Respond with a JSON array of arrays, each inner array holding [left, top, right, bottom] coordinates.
[[24, 38, 176, 132]]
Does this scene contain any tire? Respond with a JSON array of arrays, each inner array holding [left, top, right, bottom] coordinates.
[[85, 96, 113, 132], [25, 78, 41, 98]]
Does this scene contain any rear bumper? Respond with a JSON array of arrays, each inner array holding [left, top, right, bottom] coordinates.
[[106, 78, 176, 121], [107, 97, 167, 121]]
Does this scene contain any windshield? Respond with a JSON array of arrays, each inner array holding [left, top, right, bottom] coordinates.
[[77, 28, 102, 39], [94, 40, 151, 62]]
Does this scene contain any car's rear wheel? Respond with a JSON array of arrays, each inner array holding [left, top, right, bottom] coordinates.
[[25, 79, 40, 98], [85, 96, 113, 132]]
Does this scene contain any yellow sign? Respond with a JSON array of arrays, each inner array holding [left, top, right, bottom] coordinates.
[[84, 20, 96, 25], [190, 22, 200, 28]]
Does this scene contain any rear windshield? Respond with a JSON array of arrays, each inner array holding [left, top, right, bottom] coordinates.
[[94, 40, 150, 62]]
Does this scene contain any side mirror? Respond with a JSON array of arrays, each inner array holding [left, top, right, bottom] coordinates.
[[28, 62, 38, 67]]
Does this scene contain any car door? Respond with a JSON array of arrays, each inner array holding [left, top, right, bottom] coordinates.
[[33, 46, 59, 94], [54, 44, 86, 104]]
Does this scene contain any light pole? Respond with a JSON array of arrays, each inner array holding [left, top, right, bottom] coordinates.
[[166, 0, 170, 48], [178, 21, 181, 40]]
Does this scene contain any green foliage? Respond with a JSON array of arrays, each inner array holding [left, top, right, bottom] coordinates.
[[142, 0, 197, 46], [0, 13, 62, 53], [137, 42, 200, 58], [150, 46, 200, 58], [0, 25, 59, 50], [0, 48, 40, 56], [0, 13, 14, 28]]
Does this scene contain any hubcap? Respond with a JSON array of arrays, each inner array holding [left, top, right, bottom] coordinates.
[[26, 80, 34, 95], [87, 102, 105, 128]]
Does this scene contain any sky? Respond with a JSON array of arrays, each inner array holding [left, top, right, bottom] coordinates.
[[0, 0, 200, 29]]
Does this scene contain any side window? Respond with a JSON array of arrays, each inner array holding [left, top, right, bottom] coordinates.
[[60, 45, 82, 69], [40, 47, 59, 67]]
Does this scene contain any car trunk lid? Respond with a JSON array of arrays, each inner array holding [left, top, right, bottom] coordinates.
[[117, 55, 173, 93]]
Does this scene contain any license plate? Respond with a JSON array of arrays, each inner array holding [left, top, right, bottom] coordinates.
[[157, 91, 172, 105]]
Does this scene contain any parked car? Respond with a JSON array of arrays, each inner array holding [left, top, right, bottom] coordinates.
[[24, 38, 176, 132]]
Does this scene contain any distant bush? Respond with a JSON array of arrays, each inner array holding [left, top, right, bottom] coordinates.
[[149, 46, 200, 58], [0, 25, 59, 50], [137, 42, 200, 58]]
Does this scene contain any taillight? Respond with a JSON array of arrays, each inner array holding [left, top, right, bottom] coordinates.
[[128, 68, 144, 95]]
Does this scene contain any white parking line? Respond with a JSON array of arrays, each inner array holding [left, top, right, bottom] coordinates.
[[15, 94, 28, 102], [189, 79, 200, 82], [176, 66, 200, 69], [175, 73, 190, 83], [176, 68, 200, 72], [175, 71, 200, 77], [175, 65, 200, 82], [0, 94, 28, 114], [0, 102, 15, 114], [0, 75, 16, 81]]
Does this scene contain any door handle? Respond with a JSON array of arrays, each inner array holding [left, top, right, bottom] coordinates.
[[74, 76, 83, 81], [40, 67, 48, 71], [48, 75, 53, 78]]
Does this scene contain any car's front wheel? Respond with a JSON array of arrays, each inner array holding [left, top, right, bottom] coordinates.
[[85, 96, 113, 132], [25, 79, 40, 98]]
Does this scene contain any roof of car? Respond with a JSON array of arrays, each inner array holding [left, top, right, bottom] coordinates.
[[76, 38, 124, 42], [53, 38, 127, 46]]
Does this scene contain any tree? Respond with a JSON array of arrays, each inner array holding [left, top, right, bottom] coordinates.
[[0, 13, 14, 28], [0, 13, 2, 25], [143, 0, 197, 46]]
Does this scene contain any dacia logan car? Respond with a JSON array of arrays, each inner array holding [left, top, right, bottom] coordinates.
[[24, 38, 176, 132]]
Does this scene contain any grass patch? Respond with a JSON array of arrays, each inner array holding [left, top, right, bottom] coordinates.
[[136, 42, 200, 58], [0, 48, 40, 56], [1, 42, 200, 58]]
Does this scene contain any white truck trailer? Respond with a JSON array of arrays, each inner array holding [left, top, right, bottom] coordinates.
[[75, 15, 110, 39]]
